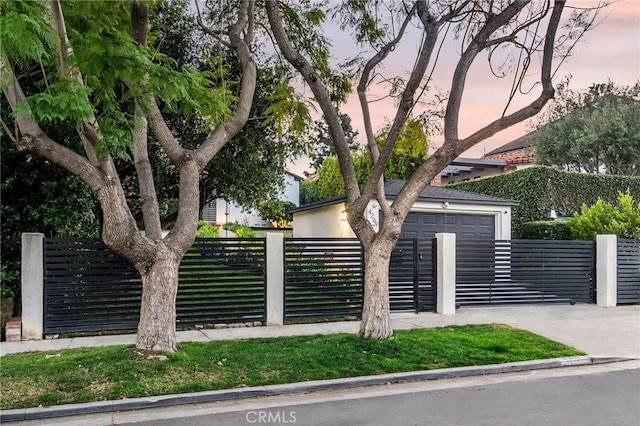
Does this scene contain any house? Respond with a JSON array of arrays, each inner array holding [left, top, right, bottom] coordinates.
[[430, 135, 536, 186], [202, 171, 304, 228], [482, 134, 535, 170], [431, 157, 507, 186], [292, 179, 517, 240]]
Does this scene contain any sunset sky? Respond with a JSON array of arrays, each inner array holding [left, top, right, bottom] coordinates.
[[289, 0, 640, 176]]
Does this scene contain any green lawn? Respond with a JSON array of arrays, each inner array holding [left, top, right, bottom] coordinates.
[[0, 324, 584, 410]]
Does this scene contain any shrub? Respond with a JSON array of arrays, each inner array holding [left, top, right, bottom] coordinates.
[[569, 190, 640, 240], [196, 221, 220, 238], [520, 220, 572, 240], [223, 222, 256, 238]]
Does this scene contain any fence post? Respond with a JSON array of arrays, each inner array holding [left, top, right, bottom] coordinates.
[[596, 234, 617, 307], [266, 233, 284, 325], [21, 233, 45, 340], [436, 233, 456, 315]]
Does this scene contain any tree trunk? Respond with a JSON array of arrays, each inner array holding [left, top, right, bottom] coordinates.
[[359, 239, 394, 339], [135, 243, 180, 352]]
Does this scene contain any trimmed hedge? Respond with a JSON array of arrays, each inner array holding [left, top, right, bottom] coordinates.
[[449, 166, 640, 238], [520, 220, 572, 240]]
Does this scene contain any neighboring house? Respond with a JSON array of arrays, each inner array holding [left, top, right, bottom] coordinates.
[[202, 171, 304, 228], [431, 157, 507, 186], [482, 134, 535, 170], [292, 179, 517, 240], [430, 135, 535, 186]]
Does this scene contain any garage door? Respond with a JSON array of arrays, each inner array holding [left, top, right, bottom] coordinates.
[[400, 212, 495, 240]]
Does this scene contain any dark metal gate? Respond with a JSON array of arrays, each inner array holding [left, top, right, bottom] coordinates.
[[283, 237, 437, 321], [617, 238, 640, 304], [456, 239, 595, 306], [390, 238, 436, 312]]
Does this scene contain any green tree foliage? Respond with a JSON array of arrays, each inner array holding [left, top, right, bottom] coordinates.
[[127, 1, 311, 222], [307, 112, 360, 174], [1, 94, 100, 302], [300, 178, 320, 205], [257, 200, 296, 228], [569, 191, 640, 240], [532, 80, 640, 175], [365, 119, 430, 180]]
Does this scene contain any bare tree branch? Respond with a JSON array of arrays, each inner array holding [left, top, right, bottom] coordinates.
[[444, 0, 532, 144], [195, 0, 233, 48], [361, 0, 440, 210], [146, 98, 186, 165], [357, 2, 419, 217], [197, 0, 256, 165], [0, 117, 17, 143]]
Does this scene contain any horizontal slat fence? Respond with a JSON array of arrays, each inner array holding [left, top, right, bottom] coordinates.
[[617, 238, 640, 304], [43, 238, 266, 334], [284, 238, 364, 320], [177, 238, 266, 326], [456, 240, 595, 306], [44, 238, 142, 333]]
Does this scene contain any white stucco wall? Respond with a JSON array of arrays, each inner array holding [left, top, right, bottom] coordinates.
[[203, 172, 301, 228], [293, 200, 513, 240], [292, 202, 355, 238], [213, 199, 269, 228], [281, 173, 301, 206]]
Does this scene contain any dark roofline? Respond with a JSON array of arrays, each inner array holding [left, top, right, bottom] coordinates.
[[449, 157, 507, 167], [440, 157, 507, 177], [484, 133, 533, 156], [290, 194, 347, 213], [291, 181, 518, 214], [286, 171, 305, 181]]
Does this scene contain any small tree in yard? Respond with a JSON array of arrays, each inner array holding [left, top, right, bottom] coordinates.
[[531, 80, 640, 175], [265, 1, 603, 338], [1, 0, 260, 352], [258, 200, 296, 228]]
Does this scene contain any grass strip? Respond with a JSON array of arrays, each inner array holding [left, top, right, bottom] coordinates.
[[0, 324, 584, 410]]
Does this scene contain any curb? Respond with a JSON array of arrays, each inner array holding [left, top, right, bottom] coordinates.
[[0, 356, 632, 423]]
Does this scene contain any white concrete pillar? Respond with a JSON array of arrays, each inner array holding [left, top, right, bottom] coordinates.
[[266, 233, 284, 325], [436, 233, 456, 315], [596, 234, 617, 307], [21, 233, 45, 340]]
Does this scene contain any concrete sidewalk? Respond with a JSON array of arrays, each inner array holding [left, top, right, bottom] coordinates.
[[2, 304, 639, 358]]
